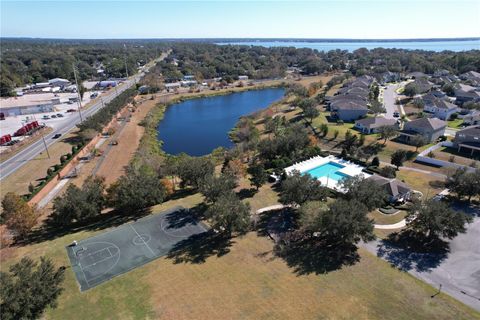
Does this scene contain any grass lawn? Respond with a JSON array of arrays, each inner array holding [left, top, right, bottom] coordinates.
[[0, 128, 83, 198], [3, 208, 478, 319], [396, 170, 445, 199], [368, 210, 407, 225], [311, 111, 356, 138], [447, 118, 465, 129], [2, 183, 478, 319]]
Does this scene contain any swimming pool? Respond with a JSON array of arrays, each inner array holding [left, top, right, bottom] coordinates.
[[304, 161, 349, 181]]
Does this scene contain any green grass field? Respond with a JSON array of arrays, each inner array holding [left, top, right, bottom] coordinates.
[[2, 193, 479, 320]]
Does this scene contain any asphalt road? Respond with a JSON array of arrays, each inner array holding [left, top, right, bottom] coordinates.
[[362, 213, 480, 312], [0, 51, 171, 181], [381, 83, 401, 119], [0, 73, 143, 181]]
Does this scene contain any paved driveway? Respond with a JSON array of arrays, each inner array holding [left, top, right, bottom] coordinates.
[[362, 211, 480, 311]]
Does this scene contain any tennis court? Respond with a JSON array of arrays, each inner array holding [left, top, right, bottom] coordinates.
[[66, 206, 208, 291]]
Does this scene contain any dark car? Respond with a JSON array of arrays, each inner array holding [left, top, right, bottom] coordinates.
[[56, 113, 64, 117], [52, 133, 62, 139]]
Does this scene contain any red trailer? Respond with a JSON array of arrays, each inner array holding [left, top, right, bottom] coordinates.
[[0, 134, 12, 145], [14, 126, 27, 136]]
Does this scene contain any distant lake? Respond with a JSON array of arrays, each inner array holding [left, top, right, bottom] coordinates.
[[217, 39, 480, 52], [157, 88, 285, 156]]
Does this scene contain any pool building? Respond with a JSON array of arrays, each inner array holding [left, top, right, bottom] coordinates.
[[284, 155, 370, 191]]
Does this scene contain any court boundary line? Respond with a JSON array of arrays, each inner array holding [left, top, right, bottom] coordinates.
[[66, 206, 211, 291], [73, 241, 121, 288], [130, 224, 156, 256]]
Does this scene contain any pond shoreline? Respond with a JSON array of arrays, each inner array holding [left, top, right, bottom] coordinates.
[[156, 86, 286, 156]]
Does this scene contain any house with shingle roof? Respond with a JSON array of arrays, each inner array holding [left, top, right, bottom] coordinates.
[[354, 116, 399, 134], [423, 97, 458, 120], [464, 110, 480, 126], [331, 101, 369, 121], [454, 125, 480, 156], [367, 175, 412, 203], [399, 117, 447, 143]]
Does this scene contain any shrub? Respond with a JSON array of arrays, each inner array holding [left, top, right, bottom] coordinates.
[[379, 166, 396, 178], [371, 156, 380, 167], [47, 168, 54, 177]]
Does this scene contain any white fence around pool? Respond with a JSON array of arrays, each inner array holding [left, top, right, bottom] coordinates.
[[284, 155, 370, 192]]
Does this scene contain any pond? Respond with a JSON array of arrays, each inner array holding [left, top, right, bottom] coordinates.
[[157, 88, 285, 156]]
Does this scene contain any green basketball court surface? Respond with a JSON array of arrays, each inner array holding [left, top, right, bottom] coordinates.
[[66, 206, 208, 291]]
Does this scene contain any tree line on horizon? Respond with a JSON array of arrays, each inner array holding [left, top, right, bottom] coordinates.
[[3, 39, 479, 96]]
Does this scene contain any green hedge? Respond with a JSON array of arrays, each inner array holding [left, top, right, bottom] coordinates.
[[24, 140, 87, 201], [77, 87, 137, 132]]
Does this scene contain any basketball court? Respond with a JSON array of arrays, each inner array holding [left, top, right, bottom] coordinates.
[[66, 206, 208, 291]]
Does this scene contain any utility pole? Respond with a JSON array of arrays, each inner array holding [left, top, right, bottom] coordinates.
[[32, 114, 50, 159], [72, 63, 84, 122], [124, 43, 129, 79]]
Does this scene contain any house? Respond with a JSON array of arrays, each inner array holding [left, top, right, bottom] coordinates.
[[238, 75, 249, 81], [180, 80, 197, 87], [183, 75, 195, 81], [453, 125, 480, 156], [164, 82, 180, 91], [379, 71, 401, 84], [367, 175, 412, 203], [407, 72, 427, 79], [354, 116, 398, 134], [433, 69, 451, 78], [399, 117, 447, 143], [423, 97, 458, 120], [48, 78, 71, 88], [460, 71, 480, 86], [331, 101, 369, 121], [464, 110, 480, 125], [454, 86, 480, 105], [411, 78, 433, 94], [328, 75, 372, 121]]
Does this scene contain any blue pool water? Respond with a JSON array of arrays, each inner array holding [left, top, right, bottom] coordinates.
[[304, 162, 349, 181]]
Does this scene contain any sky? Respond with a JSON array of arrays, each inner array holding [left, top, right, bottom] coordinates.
[[1, 0, 480, 39]]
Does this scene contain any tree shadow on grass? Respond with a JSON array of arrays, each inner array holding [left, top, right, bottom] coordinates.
[[275, 235, 360, 275], [16, 207, 154, 246], [164, 204, 207, 229], [376, 230, 449, 272], [166, 230, 234, 264], [255, 208, 298, 239], [237, 187, 257, 200]]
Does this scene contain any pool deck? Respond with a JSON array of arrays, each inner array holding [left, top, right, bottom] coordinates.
[[285, 155, 370, 191]]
